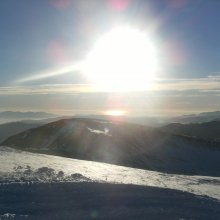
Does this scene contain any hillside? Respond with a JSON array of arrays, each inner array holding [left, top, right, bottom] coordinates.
[[0, 146, 219, 200], [2, 118, 220, 176], [160, 121, 220, 142], [0, 121, 40, 142]]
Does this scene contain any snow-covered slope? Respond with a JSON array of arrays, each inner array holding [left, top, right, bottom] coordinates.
[[1, 146, 220, 220], [3, 118, 220, 176], [1, 146, 220, 201]]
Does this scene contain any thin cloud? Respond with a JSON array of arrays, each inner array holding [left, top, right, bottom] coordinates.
[[1, 75, 220, 96], [153, 75, 220, 91], [0, 84, 93, 95]]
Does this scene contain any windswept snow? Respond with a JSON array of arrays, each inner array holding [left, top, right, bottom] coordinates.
[[0, 146, 220, 201], [87, 127, 111, 136]]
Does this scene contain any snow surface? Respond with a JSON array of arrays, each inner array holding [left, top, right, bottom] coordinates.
[[0, 146, 220, 201], [1, 146, 220, 219]]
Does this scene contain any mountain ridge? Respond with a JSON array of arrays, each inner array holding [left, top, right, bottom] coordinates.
[[2, 117, 220, 176]]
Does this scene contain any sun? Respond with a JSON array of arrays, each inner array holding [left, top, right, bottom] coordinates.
[[82, 26, 157, 92], [105, 109, 127, 116]]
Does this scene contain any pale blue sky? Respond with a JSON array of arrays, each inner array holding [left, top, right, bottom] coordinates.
[[0, 0, 220, 115]]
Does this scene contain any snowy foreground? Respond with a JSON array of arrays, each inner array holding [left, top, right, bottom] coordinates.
[[0, 146, 220, 219]]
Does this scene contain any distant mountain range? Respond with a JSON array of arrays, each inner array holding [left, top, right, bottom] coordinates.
[[2, 118, 220, 176], [1, 110, 220, 126], [170, 111, 220, 124], [77, 111, 220, 127], [0, 111, 59, 124], [127, 111, 220, 126]]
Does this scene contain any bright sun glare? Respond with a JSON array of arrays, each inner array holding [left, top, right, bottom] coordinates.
[[82, 26, 157, 92], [105, 109, 127, 116]]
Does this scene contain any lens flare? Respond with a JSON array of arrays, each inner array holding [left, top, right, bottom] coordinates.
[[107, 0, 129, 11]]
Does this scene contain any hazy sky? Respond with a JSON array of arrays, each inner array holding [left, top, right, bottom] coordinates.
[[1, 0, 220, 116]]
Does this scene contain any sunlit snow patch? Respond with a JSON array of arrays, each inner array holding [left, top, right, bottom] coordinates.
[[0, 146, 220, 201]]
